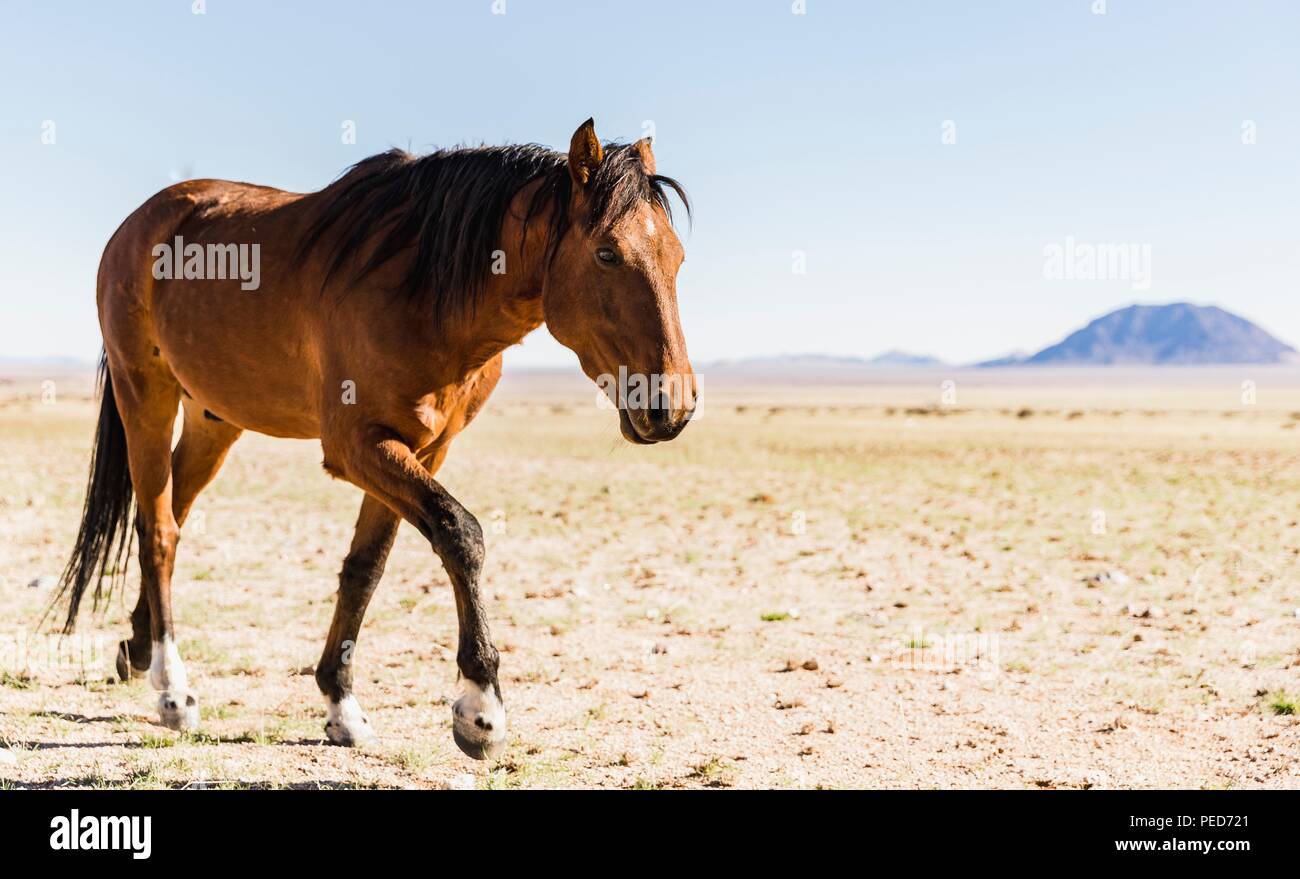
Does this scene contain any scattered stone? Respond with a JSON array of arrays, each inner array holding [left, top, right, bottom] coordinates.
[[1084, 570, 1131, 588], [801, 658, 819, 671], [1098, 715, 1127, 733], [1125, 604, 1164, 619], [774, 696, 805, 710], [27, 576, 56, 590], [295, 665, 314, 676]]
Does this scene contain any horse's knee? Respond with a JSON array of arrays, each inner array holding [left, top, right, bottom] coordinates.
[[418, 499, 484, 585], [339, 548, 386, 593]]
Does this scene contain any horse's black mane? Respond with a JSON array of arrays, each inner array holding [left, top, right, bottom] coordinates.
[[297, 141, 689, 321]]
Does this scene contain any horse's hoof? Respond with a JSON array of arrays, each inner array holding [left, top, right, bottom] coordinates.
[[452, 682, 506, 761], [158, 691, 199, 731], [325, 717, 377, 748], [115, 640, 148, 682], [324, 696, 377, 748]]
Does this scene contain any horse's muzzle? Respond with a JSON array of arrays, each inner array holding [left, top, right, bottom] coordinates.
[[619, 397, 695, 444]]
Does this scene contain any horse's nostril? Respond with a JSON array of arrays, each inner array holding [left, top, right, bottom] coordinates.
[[475, 716, 493, 731], [649, 406, 671, 432]]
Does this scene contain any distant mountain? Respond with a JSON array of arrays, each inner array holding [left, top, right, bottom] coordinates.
[[0, 355, 96, 371], [972, 350, 1031, 368], [987, 303, 1296, 367], [715, 354, 868, 366], [865, 349, 946, 368], [706, 351, 945, 372]]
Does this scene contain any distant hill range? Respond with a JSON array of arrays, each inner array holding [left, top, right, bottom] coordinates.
[[981, 303, 1297, 367], [705, 304, 1295, 374], [0, 355, 96, 372], [5, 304, 1293, 377], [708, 351, 947, 372]]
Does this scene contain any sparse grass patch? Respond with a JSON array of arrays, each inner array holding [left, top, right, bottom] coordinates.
[[391, 747, 435, 773], [136, 732, 177, 749], [687, 757, 738, 788], [1267, 691, 1297, 716], [0, 671, 36, 690]]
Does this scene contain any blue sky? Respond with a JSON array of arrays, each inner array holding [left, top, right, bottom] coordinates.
[[2, 0, 1298, 366]]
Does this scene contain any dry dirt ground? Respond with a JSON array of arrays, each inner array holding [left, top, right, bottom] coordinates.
[[1, 367, 1297, 789]]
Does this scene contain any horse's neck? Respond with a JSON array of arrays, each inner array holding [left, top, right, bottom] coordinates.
[[440, 206, 548, 373]]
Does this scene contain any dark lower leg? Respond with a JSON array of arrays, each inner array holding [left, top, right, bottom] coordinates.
[[116, 578, 152, 679], [332, 432, 505, 758], [316, 495, 400, 705]]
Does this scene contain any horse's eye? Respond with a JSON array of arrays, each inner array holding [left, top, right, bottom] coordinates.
[[595, 247, 620, 265]]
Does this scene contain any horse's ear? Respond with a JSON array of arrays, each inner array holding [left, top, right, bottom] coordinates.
[[633, 137, 656, 175], [568, 118, 604, 188]]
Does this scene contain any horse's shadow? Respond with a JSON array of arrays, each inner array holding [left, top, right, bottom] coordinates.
[[7, 777, 388, 789], [29, 710, 124, 725], [18, 710, 334, 749]]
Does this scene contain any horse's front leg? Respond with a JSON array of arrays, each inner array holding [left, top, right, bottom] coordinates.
[[326, 428, 506, 760], [315, 494, 400, 747]]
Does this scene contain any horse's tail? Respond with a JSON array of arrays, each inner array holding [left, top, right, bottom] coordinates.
[[54, 352, 136, 633]]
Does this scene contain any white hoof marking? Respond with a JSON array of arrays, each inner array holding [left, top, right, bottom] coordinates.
[[148, 638, 188, 692], [325, 695, 376, 747], [452, 680, 507, 758]]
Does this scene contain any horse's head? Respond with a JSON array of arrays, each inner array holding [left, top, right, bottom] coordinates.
[[543, 119, 696, 445]]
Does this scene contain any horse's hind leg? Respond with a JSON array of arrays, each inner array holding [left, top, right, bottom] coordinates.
[[102, 345, 203, 730], [116, 402, 241, 682], [315, 494, 400, 747]]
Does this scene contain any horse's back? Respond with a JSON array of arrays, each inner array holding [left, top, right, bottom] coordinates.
[[98, 179, 324, 439]]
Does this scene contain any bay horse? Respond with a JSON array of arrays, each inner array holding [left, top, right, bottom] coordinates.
[[56, 119, 695, 759]]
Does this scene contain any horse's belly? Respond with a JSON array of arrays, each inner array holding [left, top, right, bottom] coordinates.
[[152, 280, 322, 439]]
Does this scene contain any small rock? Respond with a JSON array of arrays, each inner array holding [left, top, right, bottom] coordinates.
[[801, 658, 819, 671], [1085, 570, 1131, 588], [295, 665, 314, 676], [27, 576, 56, 590], [440, 772, 476, 791]]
